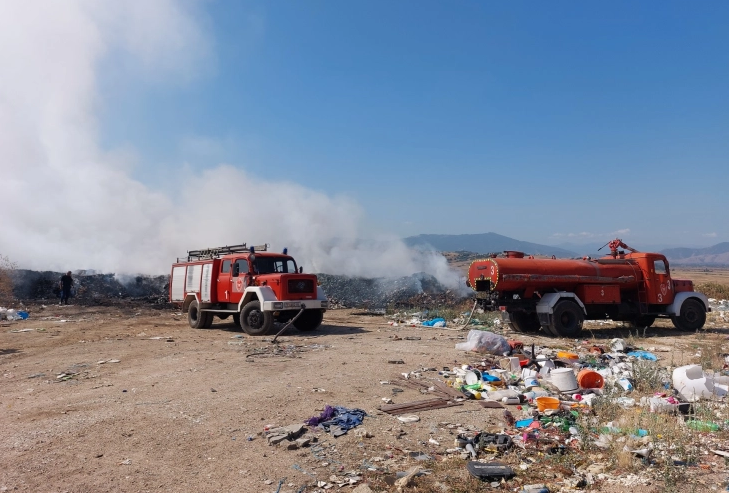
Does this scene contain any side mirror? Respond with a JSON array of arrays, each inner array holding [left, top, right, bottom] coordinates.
[[232, 263, 239, 277], [299, 266, 303, 274]]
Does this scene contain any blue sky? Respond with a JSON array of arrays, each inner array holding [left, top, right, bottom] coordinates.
[[99, 1, 728, 248]]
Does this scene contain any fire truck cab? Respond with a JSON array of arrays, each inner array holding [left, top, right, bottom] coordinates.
[[169, 243, 328, 335]]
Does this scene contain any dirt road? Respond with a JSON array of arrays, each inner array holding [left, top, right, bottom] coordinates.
[[1, 304, 727, 492]]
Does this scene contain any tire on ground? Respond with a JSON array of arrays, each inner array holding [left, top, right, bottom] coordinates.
[[549, 299, 584, 337], [507, 311, 541, 333], [671, 298, 706, 331], [188, 300, 211, 329], [240, 300, 274, 336], [628, 315, 656, 329], [293, 310, 323, 332]]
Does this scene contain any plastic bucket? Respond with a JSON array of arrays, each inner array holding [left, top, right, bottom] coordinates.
[[577, 369, 604, 389], [550, 368, 578, 392], [535, 396, 560, 412]]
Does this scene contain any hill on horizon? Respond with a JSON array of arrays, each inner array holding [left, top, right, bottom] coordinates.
[[661, 242, 729, 266], [404, 233, 577, 258]]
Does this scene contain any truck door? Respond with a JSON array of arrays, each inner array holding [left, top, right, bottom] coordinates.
[[217, 259, 232, 302], [229, 258, 249, 304], [649, 256, 674, 305]]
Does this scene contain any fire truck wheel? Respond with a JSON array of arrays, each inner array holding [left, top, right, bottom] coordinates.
[[240, 300, 274, 336], [629, 316, 656, 329], [549, 300, 584, 337], [671, 298, 706, 331], [293, 310, 323, 332], [507, 311, 541, 333], [188, 300, 212, 329]]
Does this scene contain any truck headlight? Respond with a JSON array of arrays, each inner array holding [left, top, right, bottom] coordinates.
[[273, 302, 283, 309]]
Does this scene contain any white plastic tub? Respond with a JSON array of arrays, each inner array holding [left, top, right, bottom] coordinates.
[[673, 365, 728, 402]]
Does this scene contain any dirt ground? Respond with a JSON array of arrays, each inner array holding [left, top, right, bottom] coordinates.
[[1, 304, 728, 493]]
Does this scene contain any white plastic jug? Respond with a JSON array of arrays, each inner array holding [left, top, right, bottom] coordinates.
[[672, 364, 727, 402]]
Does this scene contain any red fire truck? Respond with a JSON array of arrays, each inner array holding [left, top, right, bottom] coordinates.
[[169, 243, 328, 335], [466, 239, 710, 336]]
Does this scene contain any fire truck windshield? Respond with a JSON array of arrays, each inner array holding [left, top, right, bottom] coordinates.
[[254, 257, 297, 274]]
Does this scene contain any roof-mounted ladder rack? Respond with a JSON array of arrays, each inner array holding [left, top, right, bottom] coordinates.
[[179, 243, 269, 262]]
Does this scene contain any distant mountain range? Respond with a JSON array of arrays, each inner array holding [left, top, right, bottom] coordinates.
[[404, 233, 729, 266], [404, 233, 577, 258], [661, 242, 729, 266]]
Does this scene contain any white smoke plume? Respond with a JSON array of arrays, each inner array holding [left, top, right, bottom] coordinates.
[[0, 1, 462, 289]]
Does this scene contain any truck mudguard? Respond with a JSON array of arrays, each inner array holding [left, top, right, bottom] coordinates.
[[536, 292, 587, 315], [237, 286, 326, 312], [668, 292, 709, 316], [237, 286, 278, 311]]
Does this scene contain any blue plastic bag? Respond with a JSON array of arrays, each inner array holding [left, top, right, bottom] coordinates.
[[626, 350, 657, 361]]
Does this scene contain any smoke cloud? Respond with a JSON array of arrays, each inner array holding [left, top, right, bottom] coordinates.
[[0, 1, 462, 289]]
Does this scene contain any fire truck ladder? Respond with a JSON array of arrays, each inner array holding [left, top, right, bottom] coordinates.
[[628, 262, 649, 315], [637, 283, 649, 314], [182, 243, 269, 262]]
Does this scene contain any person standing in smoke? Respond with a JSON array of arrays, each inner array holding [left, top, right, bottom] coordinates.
[[59, 271, 74, 305]]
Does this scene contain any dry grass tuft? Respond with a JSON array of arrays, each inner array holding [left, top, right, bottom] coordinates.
[[695, 282, 729, 300]]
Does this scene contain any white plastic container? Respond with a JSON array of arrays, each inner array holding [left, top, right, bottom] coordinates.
[[648, 396, 678, 414], [524, 376, 539, 388], [465, 370, 481, 385], [672, 364, 728, 402], [550, 368, 578, 392], [486, 389, 520, 400]]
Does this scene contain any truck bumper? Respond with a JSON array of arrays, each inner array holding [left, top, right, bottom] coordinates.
[[262, 300, 328, 311]]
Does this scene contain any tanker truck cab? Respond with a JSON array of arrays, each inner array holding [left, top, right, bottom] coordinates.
[[170, 243, 328, 336], [635, 253, 674, 306]]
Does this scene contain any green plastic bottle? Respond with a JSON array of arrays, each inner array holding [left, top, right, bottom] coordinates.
[[686, 420, 719, 432]]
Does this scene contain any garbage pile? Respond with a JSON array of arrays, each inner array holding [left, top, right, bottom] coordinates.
[[386, 308, 499, 329], [0, 307, 29, 321], [9, 269, 169, 305], [373, 330, 728, 490], [317, 273, 466, 309]]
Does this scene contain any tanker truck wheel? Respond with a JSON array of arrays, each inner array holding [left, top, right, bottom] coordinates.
[[508, 311, 541, 333], [671, 298, 706, 331], [549, 300, 584, 337], [240, 300, 274, 336], [293, 310, 324, 332], [188, 300, 213, 329], [629, 316, 656, 329]]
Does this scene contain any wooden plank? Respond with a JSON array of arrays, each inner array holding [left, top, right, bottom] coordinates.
[[431, 380, 466, 398], [381, 401, 462, 415], [380, 398, 446, 412]]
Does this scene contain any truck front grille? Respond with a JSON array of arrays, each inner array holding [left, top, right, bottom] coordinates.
[[288, 279, 314, 294]]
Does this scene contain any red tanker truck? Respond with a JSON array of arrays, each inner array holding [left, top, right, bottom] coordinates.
[[466, 239, 710, 337]]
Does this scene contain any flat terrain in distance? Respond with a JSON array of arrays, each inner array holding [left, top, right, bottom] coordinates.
[[671, 267, 729, 288], [1, 304, 728, 492]]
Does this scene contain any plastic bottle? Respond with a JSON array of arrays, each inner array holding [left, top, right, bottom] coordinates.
[[502, 396, 520, 405], [686, 420, 720, 432]]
